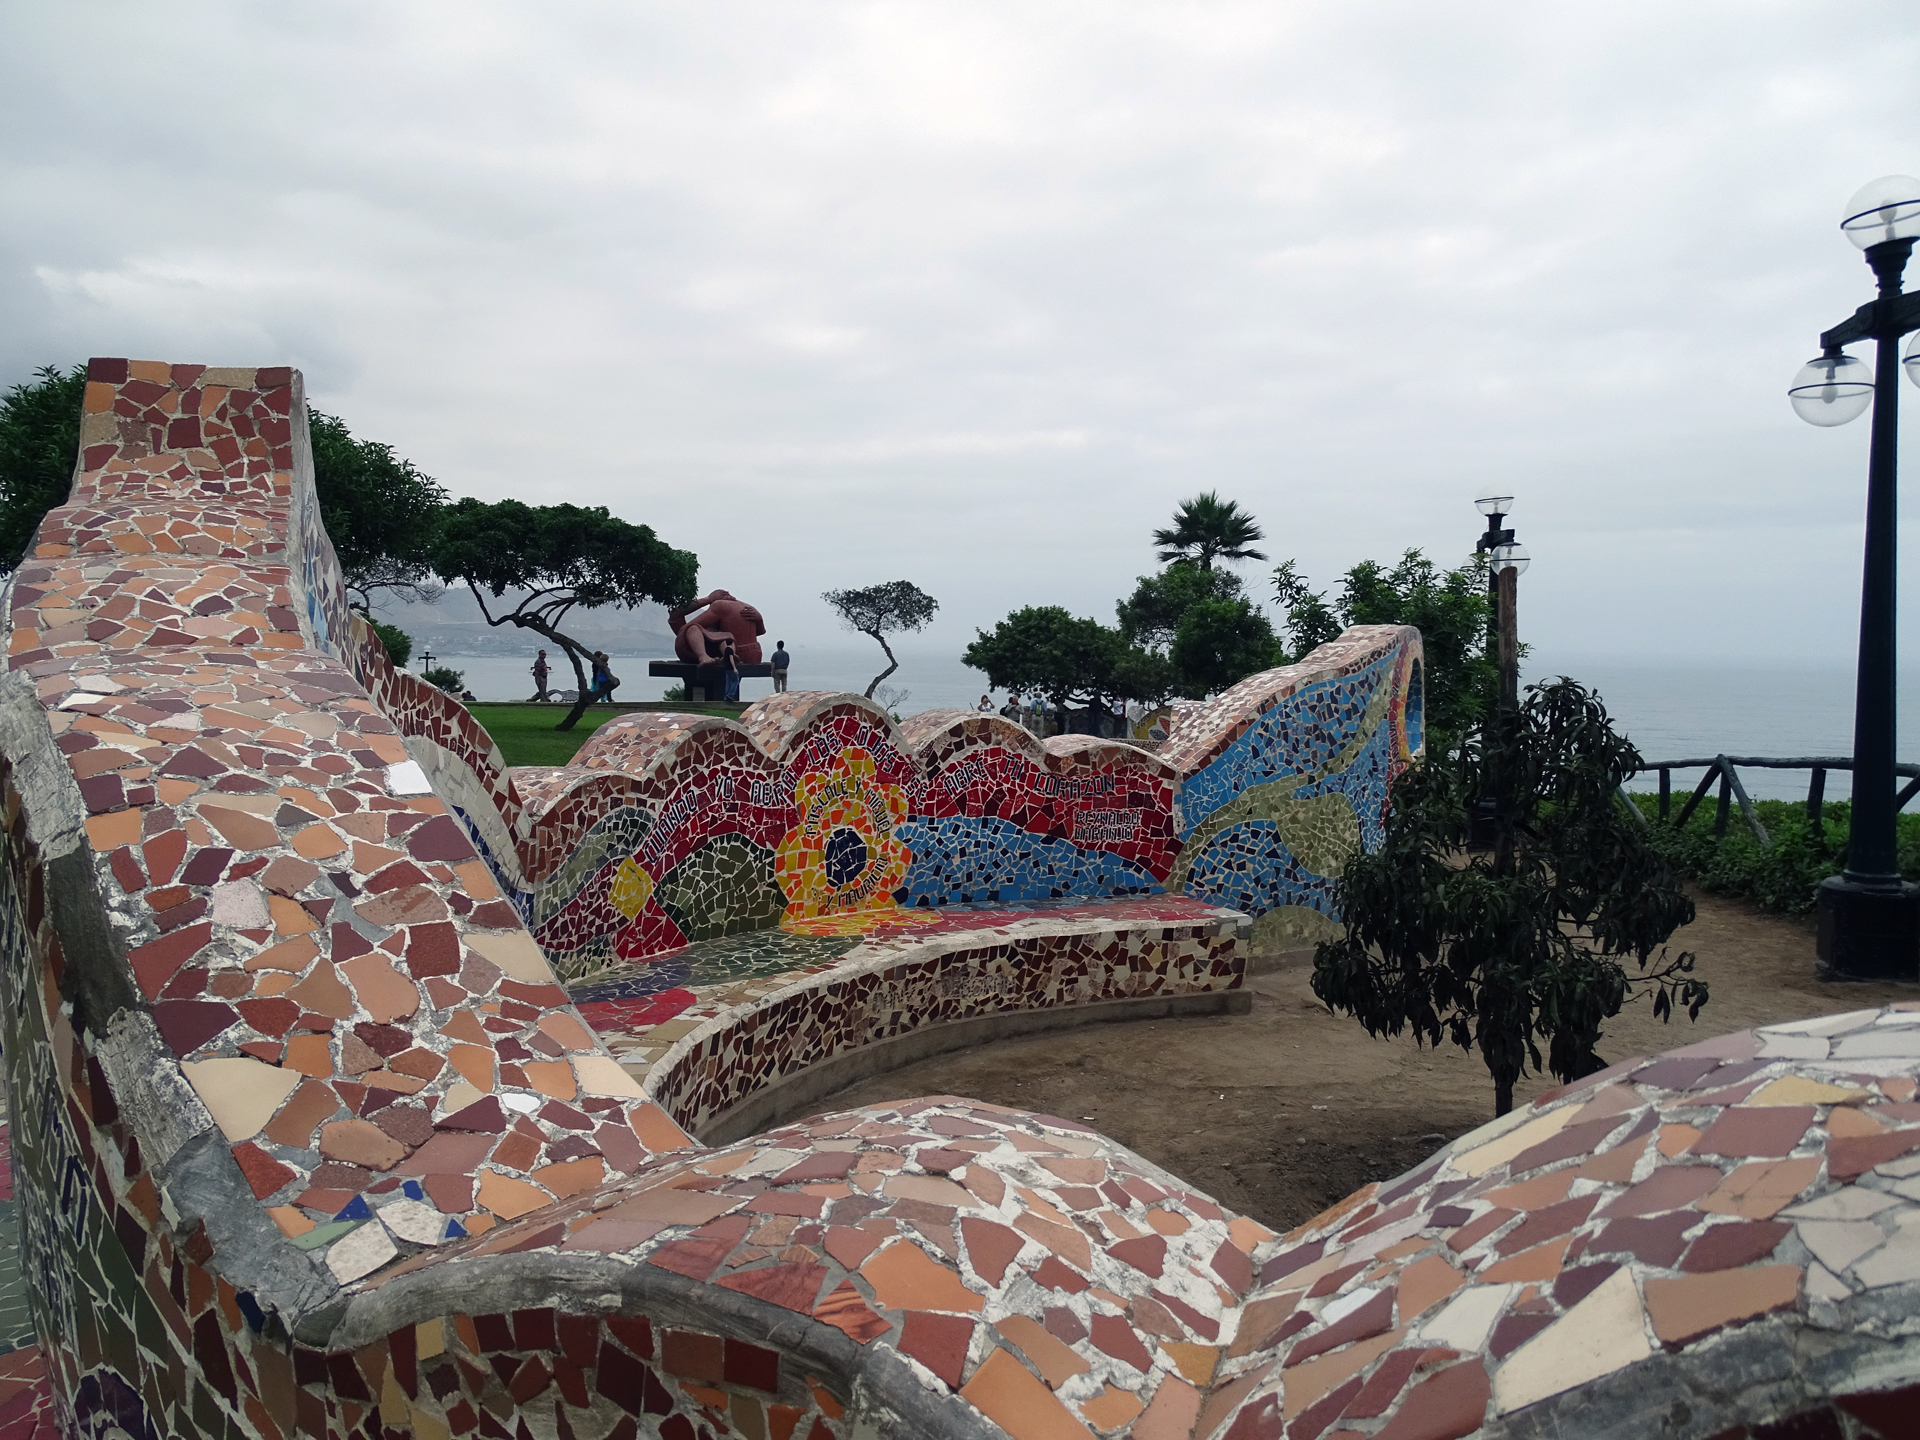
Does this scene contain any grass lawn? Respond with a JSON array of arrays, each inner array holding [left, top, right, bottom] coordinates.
[[467, 702, 746, 767]]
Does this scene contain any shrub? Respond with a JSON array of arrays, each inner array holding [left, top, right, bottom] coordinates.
[[1627, 792, 1920, 916], [422, 666, 465, 695]]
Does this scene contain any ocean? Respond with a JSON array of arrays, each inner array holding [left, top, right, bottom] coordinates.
[[419, 645, 1920, 805]]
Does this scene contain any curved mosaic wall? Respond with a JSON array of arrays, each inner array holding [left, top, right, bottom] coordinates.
[[2, 358, 1909, 1440]]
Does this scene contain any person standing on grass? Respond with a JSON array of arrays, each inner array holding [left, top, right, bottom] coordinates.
[[531, 649, 550, 702], [771, 641, 790, 693], [721, 639, 742, 702]]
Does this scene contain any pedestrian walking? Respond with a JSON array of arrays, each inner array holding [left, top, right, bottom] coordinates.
[[722, 640, 742, 703], [589, 651, 620, 704], [530, 649, 550, 702], [771, 641, 790, 693]]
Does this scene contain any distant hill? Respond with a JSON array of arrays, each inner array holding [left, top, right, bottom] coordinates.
[[370, 587, 678, 657]]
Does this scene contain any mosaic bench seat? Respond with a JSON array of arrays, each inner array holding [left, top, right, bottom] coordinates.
[[6, 357, 1912, 1440], [564, 894, 1250, 1142]]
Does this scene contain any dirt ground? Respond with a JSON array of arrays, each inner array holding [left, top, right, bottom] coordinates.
[[799, 888, 1916, 1234]]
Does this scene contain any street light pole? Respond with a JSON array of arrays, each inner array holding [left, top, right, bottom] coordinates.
[[1789, 175, 1920, 980], [1470, 497, 1529, 853]]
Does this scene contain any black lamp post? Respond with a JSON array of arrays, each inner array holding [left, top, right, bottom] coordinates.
[[1469, 496, 1529, 852], [1789, 174, 1920, 981], [419, 646, 436, 674]]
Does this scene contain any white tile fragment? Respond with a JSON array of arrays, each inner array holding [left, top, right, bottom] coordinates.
[[1420, 1283, 1516, 1354], [1797, 1221, 1887, 1275], [1320, 1286, 1378, 1326], [1805, 1261, 1852, 1301], [210, 880, 269, 928], [328, 1222, 399, 1283], [1784, 1189, 1899, 1222], [1832, 1031, 1920, 1060], [1853, 1229, 1920, 1289], [386, 759, 432, 795], [379, 1200, 452, 1246], [1493, 1269, 1652, 1415], [1762, 1011, 1881, 1037], [1756, 1035, 1831, 1061]]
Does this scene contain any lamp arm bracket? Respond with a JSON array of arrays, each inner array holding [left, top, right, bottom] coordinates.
[[1821, 291, 1920, 349]]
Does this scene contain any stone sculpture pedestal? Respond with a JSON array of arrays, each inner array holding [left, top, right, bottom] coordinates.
[[649, 660, 772, 702]]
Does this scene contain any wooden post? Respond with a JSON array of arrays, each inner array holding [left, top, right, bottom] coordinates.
[[1715, 765, 1733, 839], [1659, 767, 1671, 820], [1808, 767, 1826, 837], [1497, 566, 1519, 711]]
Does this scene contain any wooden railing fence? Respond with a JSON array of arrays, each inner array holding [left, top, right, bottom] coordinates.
[[1629, 755, 1920, 848]]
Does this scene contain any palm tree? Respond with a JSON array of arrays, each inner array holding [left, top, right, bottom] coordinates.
[[1152, 491, 1267, 571]]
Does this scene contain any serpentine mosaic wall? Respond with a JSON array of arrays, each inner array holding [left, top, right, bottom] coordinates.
[[346, 630, 1424, 986], [7, 357, 1912, 1440]]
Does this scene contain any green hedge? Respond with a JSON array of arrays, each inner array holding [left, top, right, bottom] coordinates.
[[1626, 791, 1920, 915]]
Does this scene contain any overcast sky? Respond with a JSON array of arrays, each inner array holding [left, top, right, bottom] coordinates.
[[5, 2, 1918, 669]]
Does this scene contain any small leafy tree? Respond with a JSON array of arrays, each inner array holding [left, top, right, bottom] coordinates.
[[821, 580, 939, 698], [1118, 563, 1277, 700], [0, 363, 85, 570], [1152, 491, 1267, 571], [370, 620, 414, 668], [1167, 597, 1277, 698], [1271, 560, 1343, 658], [309, 410, 450, 612], [432, 499, 698, 730], [1312, 678, 1706, 1117], [1274, 549, 1495, 758], [422, 666, 466, 695]]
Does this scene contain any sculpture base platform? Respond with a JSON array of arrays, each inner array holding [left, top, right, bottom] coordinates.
[[648, 660, 773, 702], [1816, 875, 1920, 981]]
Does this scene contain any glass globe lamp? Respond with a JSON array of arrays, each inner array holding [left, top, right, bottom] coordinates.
[[1907, 332, 1920, 391], [1789, 353, 1874, 426], [1841, 175, 1920, 250], [1475, 495, 1514, 517], [1491, 543, 1529, 576]]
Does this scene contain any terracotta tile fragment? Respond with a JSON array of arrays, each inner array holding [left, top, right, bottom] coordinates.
[[814, 1281, 890, 1343], [1699, 1158, 1821, 1218], [862, 1241, 984, 1314], [997, 1314, 1090, 1389], [958, 1348, 1094, 1440], [1370, 1358, 1490, 1440], [1643, 1264, 1803, 1346], [960, 1217, 1026, 1286], [1690, 1105, 1814, 1159], [1681, 1220, 1791, 1273]]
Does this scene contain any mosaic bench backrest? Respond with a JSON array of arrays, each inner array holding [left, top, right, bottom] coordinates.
[[353, 625, 1423, 982]]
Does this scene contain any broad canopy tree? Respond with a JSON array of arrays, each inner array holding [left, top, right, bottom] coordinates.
[[963, 606, 1173, 724], [1117, 563, 1277, 701], [1312, 677, 1706, 1117], [821, 580, 939, 698], [432, 498, 698, 729], [309, 410, 450, 613]]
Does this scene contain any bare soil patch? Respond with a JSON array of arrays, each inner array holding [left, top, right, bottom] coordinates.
[[799, 888, 1914, 1232]]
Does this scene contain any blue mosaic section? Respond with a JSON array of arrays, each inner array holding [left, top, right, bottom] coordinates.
[[894, 814, 1164, 908], [1177, 653, 1394, 838], [1291, 699, 1400, 855], [1179, 821, 1339, 918]]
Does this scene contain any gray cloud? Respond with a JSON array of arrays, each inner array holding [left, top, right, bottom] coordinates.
[[4, 1, 1917, 667]]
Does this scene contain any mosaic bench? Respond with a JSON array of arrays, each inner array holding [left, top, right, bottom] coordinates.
[[565, 894, 1250, 1143], [3, 357, 1912, 1440]]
